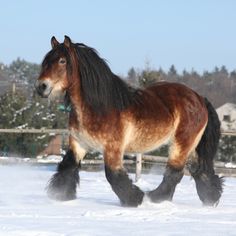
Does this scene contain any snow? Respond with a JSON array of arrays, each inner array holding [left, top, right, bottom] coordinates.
[[225, 162, 236, 168], [0, 165, 236, 236], [15, 123, 28, 129], [37, 155, 62, 163]]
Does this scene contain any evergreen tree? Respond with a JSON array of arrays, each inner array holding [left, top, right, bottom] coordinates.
[[168, 65, 177, 76], [127, 67, 138, 86], [0, 91, 68, 157], [7, 58, 40, 84], [218, 136, 236, 162]]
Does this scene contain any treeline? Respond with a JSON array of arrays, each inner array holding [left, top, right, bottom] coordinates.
[[126, 64, 236, 108]]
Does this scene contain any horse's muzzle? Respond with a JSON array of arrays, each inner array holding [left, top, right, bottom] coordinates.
[[35, 80, 51, 98]]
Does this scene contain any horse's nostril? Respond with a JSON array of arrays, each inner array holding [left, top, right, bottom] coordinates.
[[39, 82, 47, 93], [41, 83, 47, 91]]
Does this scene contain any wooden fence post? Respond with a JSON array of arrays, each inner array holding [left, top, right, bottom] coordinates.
[[135, 153, 142, 182], [12, 82, 16, 94]]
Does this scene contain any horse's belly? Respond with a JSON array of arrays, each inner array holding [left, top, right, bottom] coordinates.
[[125, 129, 172, 154]]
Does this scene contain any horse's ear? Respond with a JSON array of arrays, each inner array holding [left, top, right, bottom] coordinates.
[[64, 35, 72, 48], [51, 36, 59, 49]]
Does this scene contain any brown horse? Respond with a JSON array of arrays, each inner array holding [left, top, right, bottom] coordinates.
[[36, 36, 223, 207]]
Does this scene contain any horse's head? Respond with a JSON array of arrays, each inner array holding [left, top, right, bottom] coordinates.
[[36, 36, 139, 114], [36, 36, 75, 98]]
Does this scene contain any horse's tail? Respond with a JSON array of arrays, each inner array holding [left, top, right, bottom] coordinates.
[[196, 98, 221, 169], [190, 98, 223, 205]]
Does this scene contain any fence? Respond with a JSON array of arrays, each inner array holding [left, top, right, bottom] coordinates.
[[0, 129, 236, 180]]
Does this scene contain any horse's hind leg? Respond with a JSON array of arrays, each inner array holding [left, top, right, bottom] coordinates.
[[47, 136, 86, 201], [148, 112, 208, 203], [187, 99, 223, 206], [104, 147, 144, 207], [147, 141, 186, 203]]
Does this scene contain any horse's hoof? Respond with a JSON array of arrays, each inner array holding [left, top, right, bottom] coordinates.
[[120, 195, 143, 207], [146, 190, 172, 203]]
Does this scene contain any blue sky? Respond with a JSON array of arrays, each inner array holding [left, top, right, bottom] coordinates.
[[0, 0, 236, 75]]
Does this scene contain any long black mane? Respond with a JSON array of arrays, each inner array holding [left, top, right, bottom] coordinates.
[[73, 43, 141, 114]]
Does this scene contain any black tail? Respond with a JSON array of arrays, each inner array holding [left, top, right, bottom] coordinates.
[[196, 98, 221, 171], [190, 98, 223, 206]]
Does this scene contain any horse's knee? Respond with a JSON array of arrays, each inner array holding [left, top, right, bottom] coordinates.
[[69, 136, 87, 164], [186, 151, 200, 175], [47, 149, 80, 201]]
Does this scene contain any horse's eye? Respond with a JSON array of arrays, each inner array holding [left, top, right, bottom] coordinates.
[[59, 58, 66, 65]]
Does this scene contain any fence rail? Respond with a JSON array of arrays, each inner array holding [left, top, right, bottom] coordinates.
[[221, 131, 236, 136], [0, 128, 235, 135], [0, 129, 68, 134]]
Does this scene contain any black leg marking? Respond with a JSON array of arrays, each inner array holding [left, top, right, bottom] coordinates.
[[193, 173, 224, 206], [105, 165, 144, 207], [147, 165, 184, 203], [188, 160, 224, 206], [47, 149, 80, 201]]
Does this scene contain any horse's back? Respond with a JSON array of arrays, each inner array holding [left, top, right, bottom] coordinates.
[[147, 82, 205, 109], [146, 82, 207, 122]]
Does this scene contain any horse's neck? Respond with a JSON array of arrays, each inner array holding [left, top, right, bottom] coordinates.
[[68, 82, 83, 121]]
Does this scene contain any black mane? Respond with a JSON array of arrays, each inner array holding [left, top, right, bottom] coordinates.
[[73, 43, 141, 114]]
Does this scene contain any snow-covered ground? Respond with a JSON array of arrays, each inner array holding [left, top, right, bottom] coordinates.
[[0, 165, 235, 236]]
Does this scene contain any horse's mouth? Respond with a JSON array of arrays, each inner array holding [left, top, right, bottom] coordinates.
[[35, 84, 53, 99]]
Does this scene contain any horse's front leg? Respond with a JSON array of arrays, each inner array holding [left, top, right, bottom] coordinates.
[[104, 147, 144, 207], [47, 136, 86, 201]]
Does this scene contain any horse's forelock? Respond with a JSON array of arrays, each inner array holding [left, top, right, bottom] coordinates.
[[41, 45, 70, 69]]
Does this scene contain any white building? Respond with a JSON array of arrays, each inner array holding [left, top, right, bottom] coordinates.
[[216, 103, 236, 131]]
